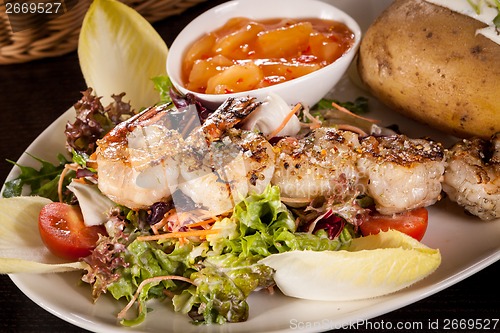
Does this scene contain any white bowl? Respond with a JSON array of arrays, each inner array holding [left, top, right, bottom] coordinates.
[[166, 0, 361, 108]]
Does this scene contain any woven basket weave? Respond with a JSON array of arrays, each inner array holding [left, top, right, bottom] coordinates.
[[0, 0, 206, 65]]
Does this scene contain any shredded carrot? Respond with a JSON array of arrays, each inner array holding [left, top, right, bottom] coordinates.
[[137, 228, 220, 242], [117, 275, 195, 320], [330, 101, 380, 124], [267, 103, 302, 139], [86, 152, 98, 170], [194, 209, 231, 221], [151, 208, 177, 235], [57, 163, 78, 202], [151, 222, 166, 235], [177, 237, 187, 246], [337, 124, 369, 136], [186, 218, 216, 229], [173, 212, 205, 232], [152, 208, 226, 235], [300, 105, 322, 129], [163, 289, 176, 298]]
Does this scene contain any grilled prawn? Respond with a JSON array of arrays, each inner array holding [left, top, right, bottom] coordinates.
[[443, 133, 500, 220], [357, 135, 446, 215], [177, 97, 275, 215], [96, 96, 269, 213], [96, 93, 451, 219], [96, 104, 182, 209], [179, 128, 275, 215], [271, 127, 364, 201]]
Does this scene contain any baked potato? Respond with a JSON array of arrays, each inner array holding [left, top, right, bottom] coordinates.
[[357, 0, 500, 139]]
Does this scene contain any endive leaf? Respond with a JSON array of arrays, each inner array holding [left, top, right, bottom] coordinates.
[[0, 196, 85, 274], [67, 180, 116, 227], [260, 230, 441, 301], [78, 0, 169, 111]]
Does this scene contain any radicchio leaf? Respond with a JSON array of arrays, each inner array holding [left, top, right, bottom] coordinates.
[[65, 88, 135, 155], [82, 210, 129, 300], [65, 88, 107, 155]]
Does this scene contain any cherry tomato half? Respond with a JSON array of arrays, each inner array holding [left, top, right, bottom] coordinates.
[[38, 202, 106, 261], [359, 207, 429, 241]]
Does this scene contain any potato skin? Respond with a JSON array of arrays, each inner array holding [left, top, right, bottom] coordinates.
[[358, 0, 500, 139]]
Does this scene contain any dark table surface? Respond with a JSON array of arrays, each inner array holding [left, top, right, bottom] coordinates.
[[1, 1, 499, 332]]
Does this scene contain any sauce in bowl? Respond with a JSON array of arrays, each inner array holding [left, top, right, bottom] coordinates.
[[182, 17, 355, 95]]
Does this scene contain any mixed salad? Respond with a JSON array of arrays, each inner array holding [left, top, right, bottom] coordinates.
[[0, 0, 445, 328], [2, 79, 380, 325]]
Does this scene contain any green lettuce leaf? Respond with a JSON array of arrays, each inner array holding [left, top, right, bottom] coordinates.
[[95, 186, 353, 325], [314, 96, 369, 114], [208, 185, 351, 257], [174, 186, 352, 323], [176, 254, 274, 324], [152, 75, 174, 105], [107, 239, 201, 326], [3, 153, 73, 200]]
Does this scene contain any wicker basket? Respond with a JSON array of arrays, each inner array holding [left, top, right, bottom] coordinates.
[[0, 0, 206, 65]]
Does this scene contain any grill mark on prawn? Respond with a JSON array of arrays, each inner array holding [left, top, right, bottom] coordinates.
[[271, 128, 362, 200], [103, 104, 173, 144], [443, 133, 499, 220], [97, 95, 486, 219], [202, 97, 262, 141], [359, 135, 445, 166]]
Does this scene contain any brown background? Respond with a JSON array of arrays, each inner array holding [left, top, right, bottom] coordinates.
[[0, 0, 498, 332]]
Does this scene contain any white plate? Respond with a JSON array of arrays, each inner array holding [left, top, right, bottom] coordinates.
[[7, 0, 500, 332]]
